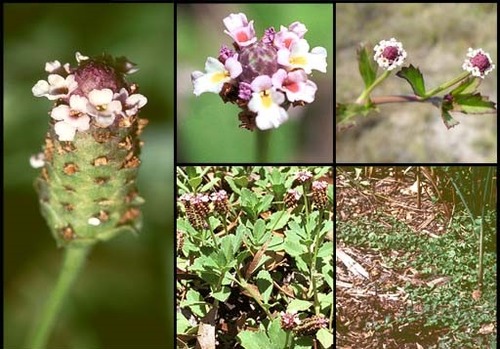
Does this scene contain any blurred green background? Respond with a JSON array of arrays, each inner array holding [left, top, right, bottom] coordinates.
[[336, 3, 497, 163], [177, 4, 333, 163], [4, 3, 174, 348]]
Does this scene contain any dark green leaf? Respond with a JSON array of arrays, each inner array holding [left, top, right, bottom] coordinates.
[[357, 43, 378, 88], [396, 65, 426, 97]]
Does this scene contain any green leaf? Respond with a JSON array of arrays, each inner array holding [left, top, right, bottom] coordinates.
[[322, 263, 334, 289], [252, 219, 267, 244], [176, 312, 192, 334], [237, 330, 272, 349], [283, 238, 305, 257], [357, 43, 378, 88], [225, 176, 241, 195], [317, 241, 334, 259], [267, 317, 288, 349], [212, 285, 231, 302], [451, 77, 482, 95], [256, 270, 273, 304], [267, 211, 291, 231], [452, 93, 496, 114], [188, 176, 202, 191], [287, 299, 313, 312], [440, 97, 460, 129], [396, 65, 426, 97], [220, 234, 242, 262], [316, 328, 333, 348], [256, 194, 274, 215], [182, 289, 208, 317]]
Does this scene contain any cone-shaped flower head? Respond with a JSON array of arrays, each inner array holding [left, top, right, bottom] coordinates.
[[191, 13, 327, 131], [31, 52, 148, 247]]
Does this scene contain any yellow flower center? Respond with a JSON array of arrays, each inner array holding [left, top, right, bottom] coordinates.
[[211, 71, 229, 83], [261, 90, 272, 108], [290, 55, 307, 66]]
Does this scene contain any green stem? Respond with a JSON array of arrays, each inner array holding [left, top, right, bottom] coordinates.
[[256, 130, 270, 162], [423, 71, 471, 98], [309, 211, 324, 315], [26, 246, 91, 349], [355, 70, 391, 104]]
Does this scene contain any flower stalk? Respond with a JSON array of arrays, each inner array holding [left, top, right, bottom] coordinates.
[[26, 247, 90, 349]]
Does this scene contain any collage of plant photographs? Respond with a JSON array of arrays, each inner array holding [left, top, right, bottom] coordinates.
[[3, 3, 497, 349], [4, 3, 333, 349]]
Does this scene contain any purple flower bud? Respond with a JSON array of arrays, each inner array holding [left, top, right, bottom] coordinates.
[[238, 82, 253, 100], [218, 45, 236, 64], [262, 27, 276, 45]]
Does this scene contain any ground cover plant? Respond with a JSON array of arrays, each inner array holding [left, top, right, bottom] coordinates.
[[336, 166, 496, 348], [177, 166, 333, 349]]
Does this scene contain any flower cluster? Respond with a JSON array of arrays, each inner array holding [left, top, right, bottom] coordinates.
[[280, 311, 301, 330], [179, 193, 210, 230], [179, 189, 232, 228], [191, 13, 327, 131], [373, 38, 407, 71], [283, 189, 301, 209], [462, 48, 495, 78], [293, 314, 328, 336], [311, 180, 329, 209], [210, 189, 230, 216], [32, 52, 147, 142]]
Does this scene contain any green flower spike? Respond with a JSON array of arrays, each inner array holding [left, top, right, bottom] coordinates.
[[31, 52, 148, 247], [27, 52, 148, 348]]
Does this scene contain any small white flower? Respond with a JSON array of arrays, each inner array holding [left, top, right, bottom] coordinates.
[[32, 74, 78, 100], [277, 39, 327, 74], [75, 51, 89, 63], [274, 22, 307, 50], [248, 75, 288, 130], [272, 69, 317, 103], [288, 21, 308, 38], [50, 95, 91, 141], [114, 88, 148, 116], [373, 38, 407, 71], [44, 60, 61, 73], [192, 56, 242, 96], [223, 13, 257, 47], [29, 153, 45, 169], [462, 48, 495, 78], [87, 88, 123, 127]]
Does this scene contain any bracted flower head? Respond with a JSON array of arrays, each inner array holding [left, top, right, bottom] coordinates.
[[31, 52, 148, 247], [192, 13, 328, 131], [373, 38, 407, 71], [462, 48, 495, 78]]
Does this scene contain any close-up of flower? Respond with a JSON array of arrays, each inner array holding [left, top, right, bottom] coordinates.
[[191, 12, 328, 131], [462, 48, 495, 78], [33, 52, 147, 142], [373, 37, 407, 71]]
